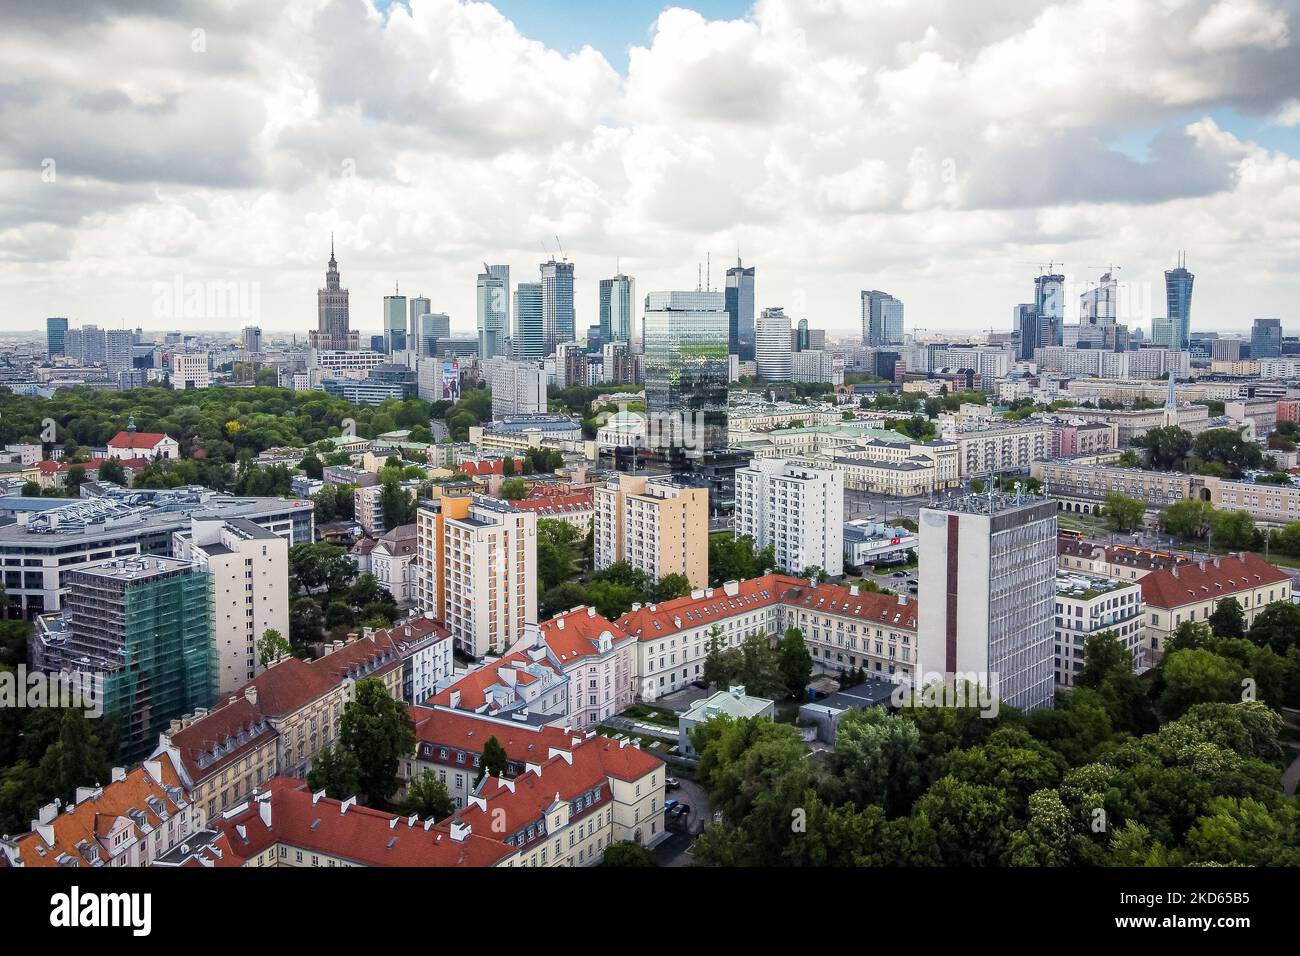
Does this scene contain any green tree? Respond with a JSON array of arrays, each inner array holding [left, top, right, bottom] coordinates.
[[378, 478, 417, 529], [399, 770, 454, 821], [256, 628, 292, 668], [1248, 601, 1300, 655], [299, 453, 324, 479], [499, 478, 529, 500], [1209, 509, 1257, 549], [481, 735, 509, 780], [777, 628, 813, 700], [97, 457, 126, 486], [601, 841, 657, 866], [289, 597, 325, 646], [1159, 648, 1246, 720], [1101, 492, 1145, 533], [338, 678, 415, 805], [306, 744, 362, 799], [1191, 428, 1263, 478], [653, 573, 692, 603], [1135, 425, 1193, 471], [826, 707, 925, 817], [1208, 598, 1247, 640], [1161, 499, 1214, 539]]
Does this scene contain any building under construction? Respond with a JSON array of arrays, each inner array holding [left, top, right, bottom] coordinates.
[[32, 556, 215, 759]]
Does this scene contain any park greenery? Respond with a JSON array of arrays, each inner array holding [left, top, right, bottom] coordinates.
[[1134, 425, 1268, 479], [287, 543, 401, 649], [307, 677, 415, 807], [689, 602, 1300, 866]]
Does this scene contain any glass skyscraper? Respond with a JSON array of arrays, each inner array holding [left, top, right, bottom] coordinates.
[[408, 295, 431, 353], [383, 287, 407, 354], [1252, 318, 1283, 358], [46, 317, 68, 358], [642, 291, 729, 459], [540, 258, 575, 356], [724, 258, 755, 360], [1033, 273, 1065, 347], [513, 282, 544, 359], [861, 290, 904, 346], [477, 266, 509, 359], [599, 273, 635, 346], [1164, 255, 1194, 351]]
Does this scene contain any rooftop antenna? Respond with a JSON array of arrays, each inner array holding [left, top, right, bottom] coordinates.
[[697, 263, 702, 292], [706, 252, 711, 291]]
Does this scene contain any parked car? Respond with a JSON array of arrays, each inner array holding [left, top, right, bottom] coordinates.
[[670, 804, 691, 818], [665, 777, 680, 791], [664, 799, 679, 812], [892, 571, 908, 578], [691, 679, 709, 690]]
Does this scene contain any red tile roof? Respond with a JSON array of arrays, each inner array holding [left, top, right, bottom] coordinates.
[[1140, 552, 1290, 610], [780, 579, 919, 630], [426, 651, 559, 713], [510, 490, 593, 518], [5, 757, 188, 868], [458, 458, 524, 477], [37, 457, 149, 476], [192, 777, 518, 868], [539, 606, 632, 665], [615, 573, 806, 641], [106, 431, 173, 449], [409, 705, 581, 768]]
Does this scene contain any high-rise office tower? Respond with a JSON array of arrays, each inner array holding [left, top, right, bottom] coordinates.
[[1164, 254, 1194, 351], [917, 492, 1057, 712], [642, 290, 729, 459], [418, 313, 450, 357], [383, 285, 407, 354], [311, 236, 358, 351], [1252, 318, 1283, 358], [1079, 272, 1117, 326], [477, 266, 509, 360], [512, 282, 544, 359], [1014, 304, 1038, 361], [755, 307, 794, 381], [242, 325, 263, 353], [105, 330, 134, 374], [408, 296, 430, 353], [540, 258, 575, 356], [599, 273, 636, 347], [46, 317, 68, 358], [861, 290, 904, 346], [724, 258, 756, 360], [795, 317, 810, 352], [1033, 273, 1065, 347]]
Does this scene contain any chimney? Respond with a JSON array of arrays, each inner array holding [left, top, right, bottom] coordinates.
[[244, 684, 258, 707], [340, 796, 357, 814], [257, 793, 272, 828], [312, 789, 326, 805], [587, 606, 596, 617], [449, 821, 471, 843], [849, 585, 859, 597], [631, 603, 642, 613], [111, 767, 127, 784], [556, 618, 565, 630], [449, 689, 461, 709]]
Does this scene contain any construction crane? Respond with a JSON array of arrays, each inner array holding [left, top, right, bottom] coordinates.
[[1015, 260, 1065, 274], [554, 235, 566, 261]]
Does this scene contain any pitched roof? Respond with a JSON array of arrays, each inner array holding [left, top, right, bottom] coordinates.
[[189, 777, 517, 868], [1140, 552, 1290, 610], [37, 457, 149, 475], [538, 606, 631, 665], [106, 431, 173, 449], [409, 705, 581, 767], [779, 580, 918, 629], [426, 651, 560, 713], [510, 490, 593, 518], [615, 573, 806, 641], [458, 458, 524, 477], [4, 758, 188, 868]]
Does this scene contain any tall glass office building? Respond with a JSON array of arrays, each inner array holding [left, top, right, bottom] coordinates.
[[1252, 318, 1283, 358], [861, 290, 904, 346], [540, 258, 575, 356], [1164, 255, 1194, 351], [477, 266, 509, 359], [384, 288, 407, 354], [513, 282, 544, 359], [725, 258, 755, 360], [46, 317, 68, 358], [643, 291, 729, 459], [1033, 273, 1065, 347], [599, 274, 636, 346]]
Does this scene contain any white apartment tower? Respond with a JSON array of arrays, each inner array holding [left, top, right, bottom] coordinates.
[[482, 357, 547, 419], [172, 516, 291, 696], [733, 458, 844, 578], [917, 493, 1057, 711]]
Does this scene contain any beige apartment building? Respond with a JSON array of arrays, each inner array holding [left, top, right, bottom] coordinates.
[[416, 492, 536, 658], [1061, 404, 1211, 446], [593, 474, 708, 589], [173, 516, 291, 696], [947, 420, 1053, 477]]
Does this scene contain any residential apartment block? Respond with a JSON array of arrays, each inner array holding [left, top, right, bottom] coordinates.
[[733, 457, 844, 577], [1054, 573, 1146, 686], [593, 473, 708, 588]]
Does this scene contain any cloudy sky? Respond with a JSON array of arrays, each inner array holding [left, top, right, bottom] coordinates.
[[3, 0, 1299, 340]]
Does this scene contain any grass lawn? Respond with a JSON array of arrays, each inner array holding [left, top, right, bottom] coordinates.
[[621, 704, 679, 727]]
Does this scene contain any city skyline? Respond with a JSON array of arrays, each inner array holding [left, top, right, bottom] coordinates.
[[3, 1, 1299, 337]]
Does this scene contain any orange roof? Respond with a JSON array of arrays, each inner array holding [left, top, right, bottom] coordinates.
[[426, 651, 559, 712], [539, 606, 632, 664], [191, 777, 517, 868], [409, 706, 581, 768], [779, 579, 918, 629], [1140, 552, 1290, 610], [615, 573, 807, 641], [458, 458, 524, 477], [37, 457, 150, 475], [6, 757, 188, 868], [106, 431, 173, 449], [511, 490, 593, 516]]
